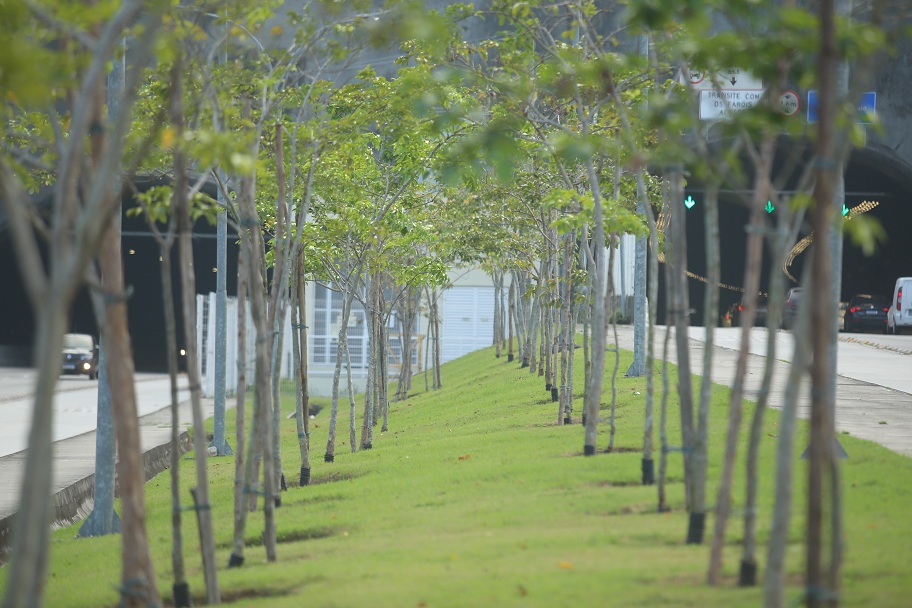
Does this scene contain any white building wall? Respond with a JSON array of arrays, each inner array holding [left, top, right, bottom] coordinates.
[[194, 243, 637, 397], [440, 285, 495, 364]]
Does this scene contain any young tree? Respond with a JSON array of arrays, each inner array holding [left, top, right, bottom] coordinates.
[[0, 2, 166, 605]]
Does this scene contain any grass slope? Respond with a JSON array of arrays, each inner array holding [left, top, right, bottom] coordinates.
[[5, 340, 912, 607]]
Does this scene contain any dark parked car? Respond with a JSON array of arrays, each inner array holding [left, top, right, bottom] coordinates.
[[843, 294, 889, 333], [782, 287, 803, 330], [722, 295, 769, 328], [61, 333, 99, 380]]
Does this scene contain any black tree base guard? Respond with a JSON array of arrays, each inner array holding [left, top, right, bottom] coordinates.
[[228, 552, 245, 568], [583, 444, 596, 456], [172, 582, 191, 608], [300, 466, 311, 486], [739, 559, 758, 586], [686, 511, 706, 544], [641, 458, 655, 485], [324, 453, 334, 463]]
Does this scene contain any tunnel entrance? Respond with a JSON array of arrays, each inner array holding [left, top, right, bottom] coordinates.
[[0, 184, 239, 372], [665, 143, 912, 327]]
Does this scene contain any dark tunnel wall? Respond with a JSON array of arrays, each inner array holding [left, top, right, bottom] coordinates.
[[0, 208, 239, 372]]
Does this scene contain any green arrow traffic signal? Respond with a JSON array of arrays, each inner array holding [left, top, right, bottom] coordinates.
[[684, 195, 696, 210], [842, 204, 849, 217], [765, 201, 775, 213]]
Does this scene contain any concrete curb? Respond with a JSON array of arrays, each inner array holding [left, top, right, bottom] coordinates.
[[0, 430, 194, 564]]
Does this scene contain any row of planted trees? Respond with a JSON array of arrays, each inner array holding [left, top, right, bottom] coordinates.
[[1, 0, 906, 607]]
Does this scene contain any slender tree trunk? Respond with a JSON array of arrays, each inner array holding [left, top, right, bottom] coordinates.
[[765, 266, 812, 607], [270, 292, 289, 498], [559, 235, 572, 423], [808, 3, 840, 602], [606, 234, 620, 451], [237, 156, 278, 562], [230, 239, 249, 566], [740, 199, 793, 586], [494, 270, 503, 357], [583, 157, 608, 455], [657, 193, 672, 511], [170, 57, 218, 602], [362, 274, 380, 449], [566, 297, 578, 424], [344, 330, 358, 453], [159, 238, 190, 605], [326, 291, 355, 461], [513, 271, 529, 362], [2, 303, 69, 608], [380, 321, 391, 431], [293, 250, 311, 485], [691, 180, 721, 549], [657, 310, 672, 512], [708, 176, 764, 581], [433, 295, 442, 389], [642, 183, 660, 485], [581, 239, 593, 421], [524, 264, 543, 370], [267, 123, 290, 499], [508, 279, 515, 362], [667, 167, 700, 542], [395, 285, 415, 401]]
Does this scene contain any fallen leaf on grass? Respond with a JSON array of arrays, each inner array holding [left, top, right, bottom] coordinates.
[[559, 561, 574, 569], [458, 454, 471, 461]]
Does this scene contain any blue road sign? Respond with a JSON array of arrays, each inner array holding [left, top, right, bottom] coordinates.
[[807, 90, 876, 124]]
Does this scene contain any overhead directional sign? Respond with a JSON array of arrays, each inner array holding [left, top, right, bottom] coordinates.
[[681, 67, 764, 91], [683, 66, 766, 121], [710, 67, 764, 90], [807, 90, 876, 124], [699, 89, 765, 120]]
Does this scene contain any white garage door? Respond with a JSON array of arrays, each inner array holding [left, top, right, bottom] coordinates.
[[440, 286, 495, 363]]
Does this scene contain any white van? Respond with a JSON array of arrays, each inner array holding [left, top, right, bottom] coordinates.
[[887, 277, 912, 335]]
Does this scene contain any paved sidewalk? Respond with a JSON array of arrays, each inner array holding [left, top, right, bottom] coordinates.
[[0, 384, 212, 560], [611, 325, 912, 457]]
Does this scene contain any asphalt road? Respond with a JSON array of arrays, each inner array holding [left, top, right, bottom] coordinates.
[[612, 325, 912, 457], [0, 369, 190, 458], [2, 327, 910, 459]]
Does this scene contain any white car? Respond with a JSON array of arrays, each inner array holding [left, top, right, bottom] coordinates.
[[887, 277, 912, 335], [61, 333, 99, 380]]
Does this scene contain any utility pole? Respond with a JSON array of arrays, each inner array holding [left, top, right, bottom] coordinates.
[[211, 185, 232, 456], [78, 40, 124, 538], [211, 14, 232, 456], [626, 32, 649, 378]]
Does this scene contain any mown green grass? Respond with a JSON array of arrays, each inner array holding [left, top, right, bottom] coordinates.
[[4, 338, 912, 607]]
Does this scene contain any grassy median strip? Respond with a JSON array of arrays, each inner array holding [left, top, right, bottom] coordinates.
[[11, 341, 912, 607]]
